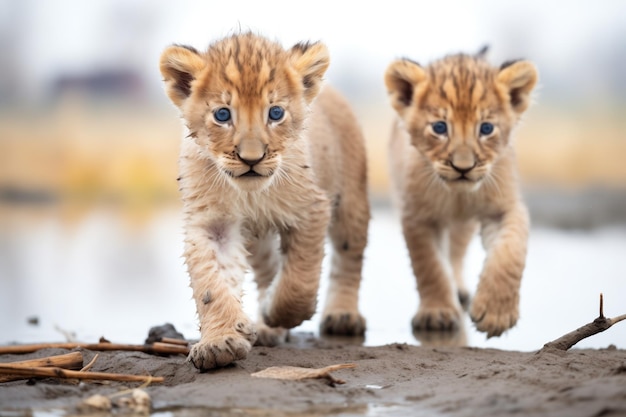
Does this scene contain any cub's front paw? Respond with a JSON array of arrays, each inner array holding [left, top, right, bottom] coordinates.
[[188, 334, 252, 370], [320, 310, 366, 336], [412, 304, 462, 332], [470, 289, 518, 338], [457, 288, 471, 311], [254, 321, 288, 347], [261, 299, 315, 329]]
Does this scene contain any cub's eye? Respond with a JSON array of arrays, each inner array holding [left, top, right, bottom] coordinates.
[[432, 121, 448, 135], [214, 107, 231, 123], [268, 106, 285, 121], [480, 122, 494, 136]]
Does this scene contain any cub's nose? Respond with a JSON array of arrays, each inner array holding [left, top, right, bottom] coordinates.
[[450, 162, 476, 175], [450, 148, 476, 175], [236, 142, 267, 167], [237, 153, 265, 167]]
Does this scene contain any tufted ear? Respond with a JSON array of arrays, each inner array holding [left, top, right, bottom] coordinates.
[[384, 59, 428, 115], [497, 60, 538, 114], [475, 45, 489, 60], [159, 45, 206, 108], [289, 41, 330, 103]]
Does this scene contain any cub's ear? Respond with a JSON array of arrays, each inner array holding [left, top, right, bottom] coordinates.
[[384, 59, 428, 115], [497, 60, 538, 114], [289, 41, 330, 103], [475, 45, 489, 60], [159, 45, 206, 108]]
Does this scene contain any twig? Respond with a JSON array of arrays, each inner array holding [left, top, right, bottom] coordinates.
[[159, 337, 189, 346], [80, 354, 99, 372], [54, 325, 78, 343], [0, 364, 163, 383], [152, 342, 190, 354], [540, 294, 626, 352], [0, 352, 84, 383], [599, 293, 604, 319], [0, 342, 189, 356], [108, 379, 154, 400]]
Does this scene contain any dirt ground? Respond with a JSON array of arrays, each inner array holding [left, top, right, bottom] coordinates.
[[1, 332, 626, 417]]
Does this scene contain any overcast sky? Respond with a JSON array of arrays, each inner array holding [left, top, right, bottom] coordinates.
[[3, 0, 625, 103]]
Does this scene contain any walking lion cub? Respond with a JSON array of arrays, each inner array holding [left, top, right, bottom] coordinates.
[[159, 33, 369, 370], [384, 51, 537, 337]]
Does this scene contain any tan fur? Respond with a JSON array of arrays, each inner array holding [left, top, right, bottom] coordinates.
[[385, 53, 537, 337], [160, 33, 369, 369]]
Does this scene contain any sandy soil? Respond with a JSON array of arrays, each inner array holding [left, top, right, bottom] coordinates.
[[1, 332, 625, 417]]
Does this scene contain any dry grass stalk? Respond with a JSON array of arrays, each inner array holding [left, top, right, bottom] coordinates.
[[0, 352, 84, 383], [159, 337, 189, 346], [0, 364, 163, 383], [151, 342, 190, 354], [0, 342, 189, 356], [80, 353, 99, 372]]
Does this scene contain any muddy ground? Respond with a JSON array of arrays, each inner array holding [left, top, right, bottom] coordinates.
[[1, 332, 625, 417]]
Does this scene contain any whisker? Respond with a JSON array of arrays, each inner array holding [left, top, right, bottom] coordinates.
[[483, 170, 503, 199]]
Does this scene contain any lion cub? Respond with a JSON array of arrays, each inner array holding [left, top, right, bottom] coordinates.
[[159, 33, 369, 369], [384, 52, 537, 337]]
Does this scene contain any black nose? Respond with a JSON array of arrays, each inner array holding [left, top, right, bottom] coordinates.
[[237, 153, 265, 167], [450, 163, 476, 175]]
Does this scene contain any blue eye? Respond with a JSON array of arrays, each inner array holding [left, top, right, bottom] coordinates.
[[268, 106, 285, 121], [214, 107, 231, 123], [480, 122, 494, 136], [432, 121, 448, 135]]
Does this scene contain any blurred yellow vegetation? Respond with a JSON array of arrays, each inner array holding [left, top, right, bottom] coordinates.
[[1, 99, 625, 215], [514, 104, 626, 188], [0, 99, 182, 206]]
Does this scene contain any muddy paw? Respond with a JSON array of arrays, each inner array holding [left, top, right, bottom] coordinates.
[[234, 319, 257, 344], [254, 322, 288, 347], [412, 304, 462, 331], [320, 311, 366, 336], [261, 300, 315, 329], [457, 288, 471, 311], [470, 290, 518, 338], [188, 334, 252, 370]]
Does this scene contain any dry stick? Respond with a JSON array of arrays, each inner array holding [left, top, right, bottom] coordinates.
[[152, 342, 190, 354], [541, 293, 626, 352], [0, 342, 189, 356], [159, 337, 189, 346], [80, 353, 99, 372], [0, 364, 164, 383], [0, 352, 84, 383]]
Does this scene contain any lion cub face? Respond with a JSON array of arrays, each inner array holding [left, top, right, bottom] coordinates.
[[159, 34, 329, 191], [385, 54, 537, 190]]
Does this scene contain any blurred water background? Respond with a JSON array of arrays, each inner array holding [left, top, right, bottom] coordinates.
[[1, 0, 625, 351]]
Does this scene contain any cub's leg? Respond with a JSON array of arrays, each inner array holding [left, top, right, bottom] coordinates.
[[449, 220, 477, 310], [247, 233, 288, 347], [470, 204, 529, 337], [261, 193, 331, 329], [404, 217, 462, 331], [185, 218, 256, 370], [320, 190, 369, 336]]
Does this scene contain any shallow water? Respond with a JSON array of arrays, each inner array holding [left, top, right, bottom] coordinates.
[[1, 206, 625, 352], [23, 404, 438, 417], [151, 404, 424, 417]]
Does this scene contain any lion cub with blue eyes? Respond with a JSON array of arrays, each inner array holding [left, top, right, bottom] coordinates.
[[385, 52, 537, 338], [159, 33, 369, 370]]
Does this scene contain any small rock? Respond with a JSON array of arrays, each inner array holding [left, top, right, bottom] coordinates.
[[145, 323, 185, 344], [78, 394, 112, 411]]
